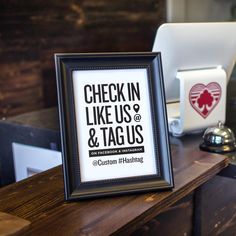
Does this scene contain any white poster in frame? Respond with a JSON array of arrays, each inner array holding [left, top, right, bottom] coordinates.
[[73, 68, 157, 182], [55, 52, 173, 200]]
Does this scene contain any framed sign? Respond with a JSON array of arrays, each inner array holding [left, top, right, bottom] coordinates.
[[55, 52, 173, 200]]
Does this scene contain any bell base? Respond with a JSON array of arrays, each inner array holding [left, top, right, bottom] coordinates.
[[200, 143, 236, 154]]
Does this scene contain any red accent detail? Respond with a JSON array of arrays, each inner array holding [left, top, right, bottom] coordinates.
[[189, 82, 221, 119]]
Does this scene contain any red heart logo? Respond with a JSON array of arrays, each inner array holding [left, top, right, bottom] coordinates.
[[189, 82, 221, 119]]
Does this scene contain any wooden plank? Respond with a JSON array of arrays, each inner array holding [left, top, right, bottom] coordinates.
[[7, 107, 60, 130], [0, 102, 44, 117], [0, 62, 44, 117], [0, 212, 30, 235], [0, 137, 228, 235], [0, 0, 166, 117], [196, 174, 236, 236], [131, 193, 194, 236]]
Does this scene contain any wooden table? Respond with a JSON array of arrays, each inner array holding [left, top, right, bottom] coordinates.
[[0, 135, 228, 235]]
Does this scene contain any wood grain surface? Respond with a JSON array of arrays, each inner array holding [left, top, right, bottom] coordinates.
[[131, 193, 194, 236], [0, 212, 30, 235], [196, 175, 236, 236], [0, 0, 166, 117], [0, 136, 228, 235]]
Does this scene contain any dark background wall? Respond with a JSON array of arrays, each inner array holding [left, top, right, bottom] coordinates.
[[0, 0, 166, 118]]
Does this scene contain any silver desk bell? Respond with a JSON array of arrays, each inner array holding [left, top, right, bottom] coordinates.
[[200, 121, 236, 153]]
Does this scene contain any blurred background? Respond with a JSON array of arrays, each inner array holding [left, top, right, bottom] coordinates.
[[0, 0, 236, 118]]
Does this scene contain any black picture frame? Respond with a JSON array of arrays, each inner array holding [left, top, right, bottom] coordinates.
[[55, 52, 173, 200]]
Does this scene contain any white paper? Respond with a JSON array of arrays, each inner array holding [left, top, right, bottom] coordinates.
[[73, 68, 158, 182]]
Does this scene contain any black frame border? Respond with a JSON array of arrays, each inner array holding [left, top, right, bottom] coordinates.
[[55, 52, 174, 200]]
